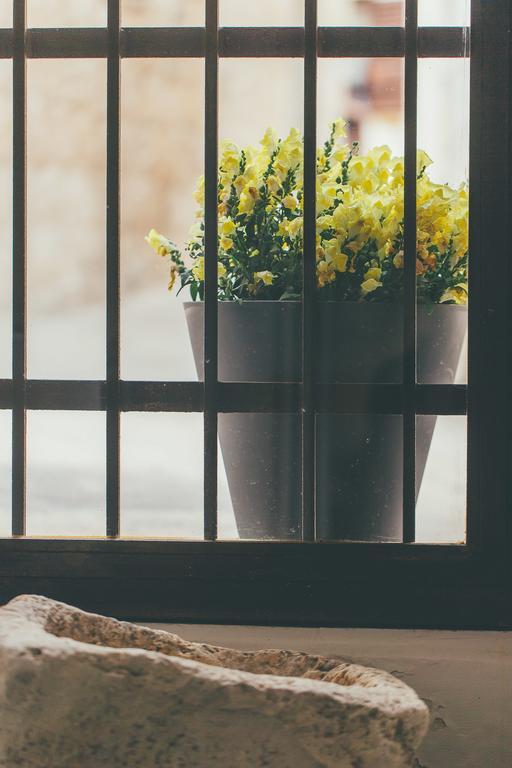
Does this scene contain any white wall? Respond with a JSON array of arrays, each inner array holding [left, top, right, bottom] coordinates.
[[151, 624, 512, 768]]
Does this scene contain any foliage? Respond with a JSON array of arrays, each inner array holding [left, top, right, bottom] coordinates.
[[146, 119, 468, 305]]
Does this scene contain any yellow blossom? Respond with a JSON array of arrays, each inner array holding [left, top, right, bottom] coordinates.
[[317, 260, 336, 288], [254, 270, 275, 286], [364, 266, 382, 282], [333, 253, 348, 272], [145, 229, 174, 257], [332, 118, 347, 139], [220, 219, 236, 235], [440, 285, 468, 305], [220, 235, 234, 251], [238, 191, 255, 214], [267, 175, 281, 193], [361, 277, 382, 294], [288, 217, 303, 238], [282, 194, 297, 210], [192, 257, 204, 281]]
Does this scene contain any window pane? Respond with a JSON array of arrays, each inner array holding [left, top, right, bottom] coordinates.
[[317, 58, 404, 382], [418, 0, 470, 27], [121, 413, 203, 538], [0, 2, 11, 26], [28, 0, 106, 27], [319, 0, 404, 27], [218, 413, 301, 541], [417, 58, 469, 385], [27, 411, 106, 536], [317, 414, 403, 542], [27, 60, 106, 380], [416, 415, 467, 543], [122, 0, 204, 26], [121, 59, 203, 381], [0, 60, 12, 379], [0, 410, 11, 536], [215, 59, 303, 383], [220, 0, 303, 26]]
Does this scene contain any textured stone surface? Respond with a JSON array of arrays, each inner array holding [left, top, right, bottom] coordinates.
[[0, 596, 429, 767]]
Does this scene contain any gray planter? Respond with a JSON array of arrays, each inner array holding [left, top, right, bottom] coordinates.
[[185, 301, 467, 541]]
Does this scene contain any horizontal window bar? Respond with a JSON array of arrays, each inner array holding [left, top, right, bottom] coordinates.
[[0, 26, 470, 59], [0, 379, 467, 415]]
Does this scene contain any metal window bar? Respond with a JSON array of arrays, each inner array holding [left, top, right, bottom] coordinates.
[[106, 0, 121, 538], [402, 0, 418, 543], [3, 9, 473, 541], [302, 0, 318, 542], [203, 0, 219, 541], [11, 0, 26, 537]]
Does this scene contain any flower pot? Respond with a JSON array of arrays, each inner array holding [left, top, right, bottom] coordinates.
[[185, 301, 467, 541]]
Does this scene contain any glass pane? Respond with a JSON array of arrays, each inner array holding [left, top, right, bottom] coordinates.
[[121, 59, 203, 381], [319, 0, 405, 27], [122, 0, 204, 27], [0, 2, 11, 26], [317, 58, 404, 383], [121, 412, 203, 538], [0, 60, 12, 379], [220, 0, 303, 26], [416, 415, 466, 543], [317, 414, 403, 542], [28, 0, 106, 27], [0, 410, 11, 536], [218, 413, 301, 541], [27, 411, 106, 536], [27, 60, 106, 380], [418, 0, 470, 27], [417, 58, 469, 384], [214, 59, 303, 383]]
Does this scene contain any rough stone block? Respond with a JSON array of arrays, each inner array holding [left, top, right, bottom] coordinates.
[[0, 595, 429, 767]]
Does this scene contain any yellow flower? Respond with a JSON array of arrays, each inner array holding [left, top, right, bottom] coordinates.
[[167, 265, 178, 291], [238, 191, 255, 214], [278, 220, 290, 237], [192, 257, 204, 281], [220, 219, 236, 235], [267, 175, 281, 193], [254, 270, 275, 286], [440, 285, 468, 305], [288, 217, 303, 238], [361, 277, 382, 294], [282, 194, 297, 210], [393, 250, 404, 269], [417, 149, 433, 173], [192, 258, 227, 282], [145, 229, 174, 257], [193, 175, 205, 206], [332, 118, 347, 139], [323, 238, 340, 262], [218, 262, 227, 279], [364, 266, 382, 282], [260, 127, 278, 154], [333, 253, 348, 272], [317, 260, 336, 288], [220, 235, 234, 251]]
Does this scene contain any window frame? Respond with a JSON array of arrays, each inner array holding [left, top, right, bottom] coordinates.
[[0, 0, 510, 629]]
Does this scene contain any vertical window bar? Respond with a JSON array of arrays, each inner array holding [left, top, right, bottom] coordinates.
[[11, 0, 27, 536], [402, 0, 418, 543], [203, 0, 219, 541], [302, 0, 318, 542], [106, 0, 121, 538]]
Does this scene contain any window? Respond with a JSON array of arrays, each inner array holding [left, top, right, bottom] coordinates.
[[0, 1, 510, 628]]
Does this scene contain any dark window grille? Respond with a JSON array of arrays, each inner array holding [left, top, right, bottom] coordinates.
[[0, 0, 510, 628]]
